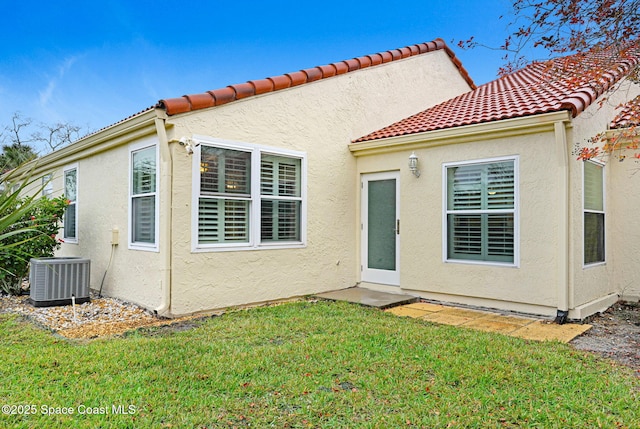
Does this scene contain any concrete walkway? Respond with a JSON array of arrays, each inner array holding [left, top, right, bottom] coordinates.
[[316, 288, 591, 343]]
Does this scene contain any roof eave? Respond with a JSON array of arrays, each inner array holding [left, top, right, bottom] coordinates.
[[19, 109, 160, 177], [350, 110, 573, 156]]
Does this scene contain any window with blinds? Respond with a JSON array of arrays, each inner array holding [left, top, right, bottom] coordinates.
[[196, 142, 305, 249], [131, 145, 157, 247], [198, 147, 251, 244], [584, 161, 605, 265], [445, 159, 516, 263], [260, 155, 301, 242], [63, 167, 78, 242]]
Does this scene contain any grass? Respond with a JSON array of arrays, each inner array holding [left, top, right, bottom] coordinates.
[[0, 300, 638, 428]]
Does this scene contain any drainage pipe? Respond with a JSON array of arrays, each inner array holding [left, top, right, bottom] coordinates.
[[554, 119, 571, 323], [153, 113, 173, 317]]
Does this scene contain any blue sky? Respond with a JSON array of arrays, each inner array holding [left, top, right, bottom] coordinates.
[[1, 1, 516, 153]]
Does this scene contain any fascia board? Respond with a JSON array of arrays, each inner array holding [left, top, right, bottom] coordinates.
[[350, 111, 573, 156], [19, 109, 160, 177]]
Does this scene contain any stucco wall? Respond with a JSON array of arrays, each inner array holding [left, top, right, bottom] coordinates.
[[569, 79, 640, 307], [355, 127, 564, 316], [51, 135, 165, 309], [164, 50, 473, 315]]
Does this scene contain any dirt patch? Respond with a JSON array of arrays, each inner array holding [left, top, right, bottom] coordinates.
[[570, 301, 640, 374]]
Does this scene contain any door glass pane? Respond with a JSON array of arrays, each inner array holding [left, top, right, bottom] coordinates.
[[368, 179, 396, 270]]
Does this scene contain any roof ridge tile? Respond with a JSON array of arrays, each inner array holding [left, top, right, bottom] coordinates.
[[158, 38, 475, 115]]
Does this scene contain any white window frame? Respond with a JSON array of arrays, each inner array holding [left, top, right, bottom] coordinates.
[[442, 155, 520, 267], [128, 139, 160, 252], [62, 163, 79, 244], [583, 160, 606, 267], [191, 136, 307, 252]]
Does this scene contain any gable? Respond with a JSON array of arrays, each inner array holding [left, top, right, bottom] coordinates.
[[157, 39, 476, 116]]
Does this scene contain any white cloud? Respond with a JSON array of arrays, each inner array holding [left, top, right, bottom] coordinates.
[[38, 55, 80, 107]]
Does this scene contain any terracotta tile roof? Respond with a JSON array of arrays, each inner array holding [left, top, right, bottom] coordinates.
[[157, 39, 475, 116], [355, 44, 640, 142], [611, 95, 640, 129]]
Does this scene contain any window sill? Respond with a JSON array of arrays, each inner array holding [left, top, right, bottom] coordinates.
[[129, 243, 159, 253], [583, 261, 606, 269], [192, 242, 306, 253], [445, 258, 519, 268]]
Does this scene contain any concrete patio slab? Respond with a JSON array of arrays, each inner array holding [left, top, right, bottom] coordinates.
[[318, 287, 592, 343], [385, 306, 432, 318], [403, 302, 446, 312], [480, 314, 537, 326], [420, 312, 477, 326], [315, 287, 418, 309], [510, 321, 593, 342], [464, 318, 522, 334], [439, 307, 490, 319]]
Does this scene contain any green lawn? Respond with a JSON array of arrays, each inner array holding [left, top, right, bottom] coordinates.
[[0, 300, 637, 428]]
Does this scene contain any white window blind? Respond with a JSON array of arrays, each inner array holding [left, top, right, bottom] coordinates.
[[198, 146, 251, 244], [260, 155, 301, 242], [446, 160, 515, 263], [196, 142, 305, 249], [131, 146, 157, 245]]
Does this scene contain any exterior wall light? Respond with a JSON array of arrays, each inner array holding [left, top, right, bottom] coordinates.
[[408, 151, 420, 177]]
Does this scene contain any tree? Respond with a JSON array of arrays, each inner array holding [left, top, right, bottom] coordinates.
[[32, 121, 82, 153], [0, 144, 38, 173], [0, 112, 86, 172], [500, 0, 639, 75], [460, 0, 640, 160]]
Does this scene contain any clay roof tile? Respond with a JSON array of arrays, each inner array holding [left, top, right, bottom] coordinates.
[[355, 42, 640, 142], [611, 95, 640, 129], [209, 87, 236, 106], [158, 38, 475, 116], [268, 75, 292, 91], [249, 79, 274, 95], [302, 67, 323, 82]]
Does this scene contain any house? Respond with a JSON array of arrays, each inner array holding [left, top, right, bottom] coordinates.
[[25, 39, 640, 320], [351, 43, 640, 320], [27, 39, 474, 316]]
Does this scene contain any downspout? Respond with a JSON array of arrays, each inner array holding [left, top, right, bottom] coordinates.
[[154, 112, 173, 317], [554, 119, 571, 324]]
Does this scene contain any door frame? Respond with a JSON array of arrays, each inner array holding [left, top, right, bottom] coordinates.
[[361, 171, 400, 286]]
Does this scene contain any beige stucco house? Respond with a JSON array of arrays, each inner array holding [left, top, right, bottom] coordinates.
[[26, 39, 640, 320]]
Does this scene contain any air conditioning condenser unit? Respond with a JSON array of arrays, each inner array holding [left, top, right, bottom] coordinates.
[[29, 257, 91, 307]]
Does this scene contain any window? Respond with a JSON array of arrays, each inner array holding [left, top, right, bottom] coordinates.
[[194, 138, 305, 250], [260, 155, 302, 242], [63, 166, 78, 242], [444, 157, 517, 264], [584, 161, 605, 265], [42, 174, 53, 198], [130, 143, 158, 250]]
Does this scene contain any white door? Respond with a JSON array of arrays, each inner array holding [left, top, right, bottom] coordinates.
[[361, 172, 400, 286]]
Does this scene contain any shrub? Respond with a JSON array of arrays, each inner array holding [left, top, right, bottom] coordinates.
[[0, 193, 68, 295]]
